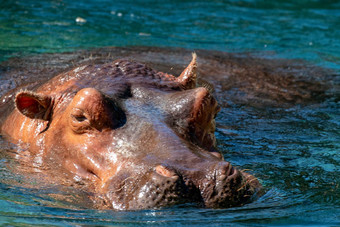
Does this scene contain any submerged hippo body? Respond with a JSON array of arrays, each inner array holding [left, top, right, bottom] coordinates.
[[0, 54, 261, 210]]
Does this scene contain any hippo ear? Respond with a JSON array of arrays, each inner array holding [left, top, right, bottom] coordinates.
[[15, 91, 52, 121], [176, 53, 197, 89]]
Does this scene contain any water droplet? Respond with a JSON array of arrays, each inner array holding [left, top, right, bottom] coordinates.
[[75, 17, 86, 23], [139, 33, 151, 36]]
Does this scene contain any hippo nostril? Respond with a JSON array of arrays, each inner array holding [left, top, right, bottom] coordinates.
[[155, 165, 177, 178], [217, 162, 234, 181], [220, 162, 232, 175]]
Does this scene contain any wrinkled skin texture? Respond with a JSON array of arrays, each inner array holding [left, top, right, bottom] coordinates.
[[0, 54, 261, 210]]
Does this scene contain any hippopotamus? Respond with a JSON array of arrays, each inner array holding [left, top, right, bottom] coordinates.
[[0, 53, 261, 210]]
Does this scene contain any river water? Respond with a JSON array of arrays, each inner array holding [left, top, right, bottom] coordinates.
[[0, 0, 339, 226]]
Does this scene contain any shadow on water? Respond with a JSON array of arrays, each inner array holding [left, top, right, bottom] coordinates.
[[0, 47, 339, 226]]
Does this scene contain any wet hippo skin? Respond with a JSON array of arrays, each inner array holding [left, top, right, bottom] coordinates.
[[1, 46, 336, 107], [0, 46, 337, 210]]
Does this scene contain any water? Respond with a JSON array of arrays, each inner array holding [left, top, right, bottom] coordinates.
[[1, 0, 340, 70], [0, 0, 339, 226]]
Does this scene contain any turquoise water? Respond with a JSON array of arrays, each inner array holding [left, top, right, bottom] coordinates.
[[0, 0, 339, 226], [1, 0, 340, 70]]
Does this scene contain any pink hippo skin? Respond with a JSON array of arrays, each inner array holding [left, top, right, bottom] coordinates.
[[0, 54, 261, 210]]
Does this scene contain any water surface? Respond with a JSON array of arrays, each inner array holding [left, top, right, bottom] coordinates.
[[1, 0, 339, 70]]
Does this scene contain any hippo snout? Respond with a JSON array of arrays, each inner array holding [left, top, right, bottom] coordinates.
[[105, 161, 261, 210], [128, 165, 192, 209], [105, 165, 197, 210], [201, 161, 260, 208]]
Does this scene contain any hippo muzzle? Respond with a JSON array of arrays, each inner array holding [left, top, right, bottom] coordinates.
[[104, 159, 260, 210], [97, 108, 260, 210], [1, 54, 261, 210]]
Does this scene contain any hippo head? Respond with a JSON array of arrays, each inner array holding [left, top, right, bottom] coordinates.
[[13, 54, 261, 210]]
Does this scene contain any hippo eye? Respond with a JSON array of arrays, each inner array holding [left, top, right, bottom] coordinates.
[[71, 109, 88, 122], [73, 114, 87, 122], [69, 108, 91, 133]]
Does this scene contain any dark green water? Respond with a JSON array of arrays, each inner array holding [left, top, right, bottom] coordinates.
[[0, 0, 339, 226]]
